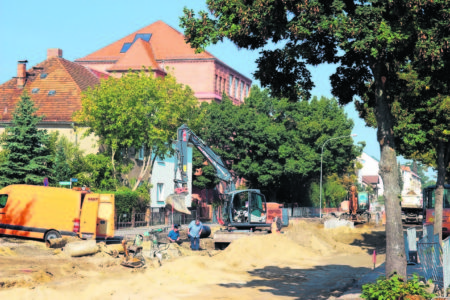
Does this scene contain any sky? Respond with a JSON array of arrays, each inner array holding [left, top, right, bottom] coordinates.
[[0, 0, 420, 172]]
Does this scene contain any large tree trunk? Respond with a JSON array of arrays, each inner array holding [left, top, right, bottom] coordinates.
[[373, 63, 406, 278], [433, 140, 449, 245]]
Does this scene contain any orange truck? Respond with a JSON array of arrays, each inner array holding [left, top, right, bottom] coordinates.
[[0, 185, 115, 241]]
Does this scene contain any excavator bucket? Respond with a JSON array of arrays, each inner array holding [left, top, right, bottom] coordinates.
[[165, 193, 191, 215]]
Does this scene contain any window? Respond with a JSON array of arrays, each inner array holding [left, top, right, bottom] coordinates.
[[218, 76, 222, 93], [138, 147, 144, 160], [235, 79, 239, 99], [245, 85, 249, 98], [229, 75, 233, 95], [215, 75, 218, 92], [0, 194, 7, 208], [32, 88, 40, 94], [48, 90, 56, 96], [240, 82, 244, 100], [120, 33, 152, 53], [223, 78, 226, 92], [157, 183, 164, 202], [40, 73, 48, 79]]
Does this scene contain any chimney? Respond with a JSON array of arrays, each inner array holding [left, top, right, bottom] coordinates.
[[17, 60, 28, 88], [47, 48, 63, 59]]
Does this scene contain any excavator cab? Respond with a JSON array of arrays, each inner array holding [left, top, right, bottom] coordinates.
[[225, 190, 268, 229]]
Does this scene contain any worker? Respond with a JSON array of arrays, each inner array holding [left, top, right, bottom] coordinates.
[[168, 224, 181, 245], [187, 218, 203, 250], [271, 217, 281, 233]]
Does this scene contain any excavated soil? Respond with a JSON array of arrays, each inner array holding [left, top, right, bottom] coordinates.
[[0, 219, 386, 299]]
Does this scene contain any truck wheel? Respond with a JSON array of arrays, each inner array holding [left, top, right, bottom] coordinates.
[[45, 230, 61, 241]]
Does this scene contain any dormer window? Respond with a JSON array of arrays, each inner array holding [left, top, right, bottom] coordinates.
[[48, 90, 56, 96], [40, 73, 48, 79], [32, 88, 40, 94]]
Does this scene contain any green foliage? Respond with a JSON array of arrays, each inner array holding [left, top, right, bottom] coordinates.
[[361, 274, 434, 300], [75, 153, 123, 191], [74, 70, 200, 189], [111, 189, 141, 217], [53, 139, 72, 183], [196, 87, 362, 203], [0, 92, 52, 187], [309, 175, 348, 208], [192, 148, 220, 190]]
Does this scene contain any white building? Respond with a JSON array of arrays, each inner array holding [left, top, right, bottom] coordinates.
[[150, 145, 193, 209], [357, 152, 384, 198], [400, 165, 422, 196]]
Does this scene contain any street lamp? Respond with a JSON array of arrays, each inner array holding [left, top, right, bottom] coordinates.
[[320, 134, 357, 218]]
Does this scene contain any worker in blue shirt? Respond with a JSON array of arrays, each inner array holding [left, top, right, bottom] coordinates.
[[187, 218, 203, 250], [168, 225, 181, 245]]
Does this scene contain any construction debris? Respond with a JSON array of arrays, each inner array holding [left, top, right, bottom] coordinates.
[[45, 237, 80, 249], [64, 240, 99, 257]]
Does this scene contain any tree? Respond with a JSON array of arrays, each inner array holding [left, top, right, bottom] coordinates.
[[52, 139, 72, 183], [398, 163, 404, 194], [75, 71, 200, 190], [198, 87, 361, 202], [180, 0, 450, 278], [0, 92, 52, 187]]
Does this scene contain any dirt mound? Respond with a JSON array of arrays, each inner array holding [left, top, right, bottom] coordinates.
[[285, 219, 383, 255]]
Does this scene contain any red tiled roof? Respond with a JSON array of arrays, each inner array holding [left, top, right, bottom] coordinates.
[[362, 175, 379, 185], [0, 57, 102, 123], [401, 166, 411, 172], [107, 38, 164, 72], [76, 20, 215, 63]]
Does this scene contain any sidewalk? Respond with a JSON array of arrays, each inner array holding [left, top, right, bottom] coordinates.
[[332, 263, 426, 299]]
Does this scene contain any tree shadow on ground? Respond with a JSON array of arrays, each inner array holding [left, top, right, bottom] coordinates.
[[350, 230, 386, 255], [218, 264, 371, 300]]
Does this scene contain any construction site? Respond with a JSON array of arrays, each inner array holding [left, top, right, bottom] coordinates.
[[0, 219, 388, 300]]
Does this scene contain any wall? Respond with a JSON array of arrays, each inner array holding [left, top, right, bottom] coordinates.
[[357, 152, 384, 196], [150, 145, 192, 209], [0, 125, 99, 155]]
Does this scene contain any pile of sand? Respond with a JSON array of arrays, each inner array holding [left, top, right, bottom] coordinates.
[[285, 219, 382, 255]]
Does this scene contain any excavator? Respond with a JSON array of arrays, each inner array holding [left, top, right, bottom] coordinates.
[[166, 124, 284, 248]]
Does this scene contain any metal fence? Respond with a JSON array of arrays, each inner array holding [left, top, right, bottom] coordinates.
[[418, 234, 443, 291], [116, 208, 197, 230], [444, 236, 450, 297]]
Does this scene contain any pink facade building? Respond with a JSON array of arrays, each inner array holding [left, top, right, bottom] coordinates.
[[75, 20, 251, 104]]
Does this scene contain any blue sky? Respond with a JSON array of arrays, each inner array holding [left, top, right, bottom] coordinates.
[[0, 0, 383, 162]]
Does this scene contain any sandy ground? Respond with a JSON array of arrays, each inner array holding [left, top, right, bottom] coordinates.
[[0, 219, 386, 299]]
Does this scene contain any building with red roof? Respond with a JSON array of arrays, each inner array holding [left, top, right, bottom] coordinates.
[[75, 20, 251, 104], [0, 48, 106, 154]]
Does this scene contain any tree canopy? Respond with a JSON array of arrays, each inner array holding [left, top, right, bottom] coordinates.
[[74, 71, 200, 190], [196, 86, 361, 203]]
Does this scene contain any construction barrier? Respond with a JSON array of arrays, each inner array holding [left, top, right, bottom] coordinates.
[[444, 236, 450, 297], [418, 229, 444, 293], [405, 227, 418, 264], [423, 223, 434, 243]]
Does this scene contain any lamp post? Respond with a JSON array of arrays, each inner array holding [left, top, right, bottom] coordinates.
[[320, 134, 357, 218]]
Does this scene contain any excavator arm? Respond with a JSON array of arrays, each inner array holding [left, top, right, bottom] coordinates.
[[174, 124, 235, 193]]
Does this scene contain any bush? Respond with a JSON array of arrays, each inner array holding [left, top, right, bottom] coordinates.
[[102, 186, 150, 218], [361, 273, 435, 300]]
